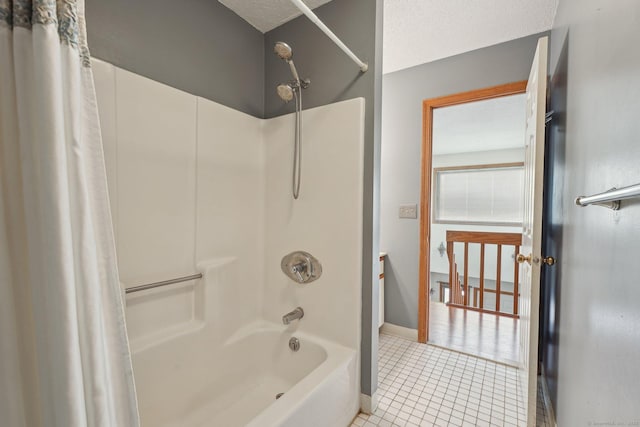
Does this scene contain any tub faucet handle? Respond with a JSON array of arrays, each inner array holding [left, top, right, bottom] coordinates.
[[290, 262, 307, 283], [281, 251, 322, 284]]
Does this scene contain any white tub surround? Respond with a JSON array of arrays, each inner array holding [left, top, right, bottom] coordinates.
[[93, 59, 365, 427], [262, 98, 365, 424], [263, 99, 365, 351], [127, 259, 359, 427]]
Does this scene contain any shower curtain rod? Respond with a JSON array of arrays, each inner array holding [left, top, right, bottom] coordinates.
[[289, 0, 369, 72]]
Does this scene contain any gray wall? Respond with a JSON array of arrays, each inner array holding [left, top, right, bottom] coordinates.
[[545, 0, 640, 424], [264, 0, 383, 398], [85, 0, 265, 117], [380, 33, 547, 329]]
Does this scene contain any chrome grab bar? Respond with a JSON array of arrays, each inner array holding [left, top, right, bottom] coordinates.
[[125, 273, 202, 294], [575, 183, 640, 210]]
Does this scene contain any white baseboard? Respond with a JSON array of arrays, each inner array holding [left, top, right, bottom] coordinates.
[[360, 391, 379, 414], [380, 322, 418, 341]]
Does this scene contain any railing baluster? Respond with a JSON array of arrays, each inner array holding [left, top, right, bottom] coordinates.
[[496, 244, 502, 312], [451, 255, 455, 304], [463, 242, 469, 306], [447, 241, 451, 303], [479, 243, 485, 310], [513, 244, 520, 315]]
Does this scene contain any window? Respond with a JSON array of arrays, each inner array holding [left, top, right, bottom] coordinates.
[[433, 163, 524, 226]]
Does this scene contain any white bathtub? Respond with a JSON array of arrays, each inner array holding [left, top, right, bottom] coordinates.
[[132, 322, 359, 427]]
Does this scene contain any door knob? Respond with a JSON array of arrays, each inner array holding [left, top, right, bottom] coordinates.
[[516, 253, 532, 265], [542, 256, 556, 266]]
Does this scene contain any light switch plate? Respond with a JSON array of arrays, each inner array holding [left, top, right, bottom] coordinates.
[[399, 204, 418, 219]]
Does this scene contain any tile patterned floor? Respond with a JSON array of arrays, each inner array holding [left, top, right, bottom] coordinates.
[[350, 334, 551, 427], [535, 377, 551, 427]]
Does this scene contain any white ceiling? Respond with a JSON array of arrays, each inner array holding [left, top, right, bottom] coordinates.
[[218, 0, 332, 33], [432, 94, 526, 155], [383, 0, 558, 73], [220, 0, 557, 74]]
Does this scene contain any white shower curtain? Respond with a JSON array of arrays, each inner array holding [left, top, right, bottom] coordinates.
[[0, 1, 139, 425]]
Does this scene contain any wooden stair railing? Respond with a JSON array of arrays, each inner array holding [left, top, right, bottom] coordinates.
[[446, 247, 464, 305], [445, 231, 522, 318]]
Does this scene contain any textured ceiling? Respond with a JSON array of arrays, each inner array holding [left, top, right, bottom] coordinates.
[[384, 0, 558, 73], [220, 0, 558, 73], [433, 94, 526, 155], [218, 0, 332, 33]]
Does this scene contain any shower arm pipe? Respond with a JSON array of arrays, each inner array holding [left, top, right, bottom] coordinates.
[[289, 0, 369, 73]]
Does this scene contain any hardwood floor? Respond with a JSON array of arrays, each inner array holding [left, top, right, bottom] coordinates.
[[428, 301, 520, 366]]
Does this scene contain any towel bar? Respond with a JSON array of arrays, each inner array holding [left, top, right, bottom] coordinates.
[[575, 183, 640, 210]]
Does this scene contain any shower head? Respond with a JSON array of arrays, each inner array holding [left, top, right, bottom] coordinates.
[[274, 41, 293, 61], [277, 83, 295, 102], [274, 41, 301, 83]]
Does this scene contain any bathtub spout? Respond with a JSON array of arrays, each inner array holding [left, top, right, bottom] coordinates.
[[282, 307, 304, 325]]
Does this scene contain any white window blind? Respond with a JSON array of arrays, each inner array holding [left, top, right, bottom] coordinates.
[[433, 164, 524, 225]]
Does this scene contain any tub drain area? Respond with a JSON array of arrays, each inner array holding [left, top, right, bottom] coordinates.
[[289, 337, 300, 351]]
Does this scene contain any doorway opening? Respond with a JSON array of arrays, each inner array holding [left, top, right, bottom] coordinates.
[[418, 81, 528, 366]]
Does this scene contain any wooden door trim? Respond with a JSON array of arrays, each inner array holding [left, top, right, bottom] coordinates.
[[418, 80, 528, 343]]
